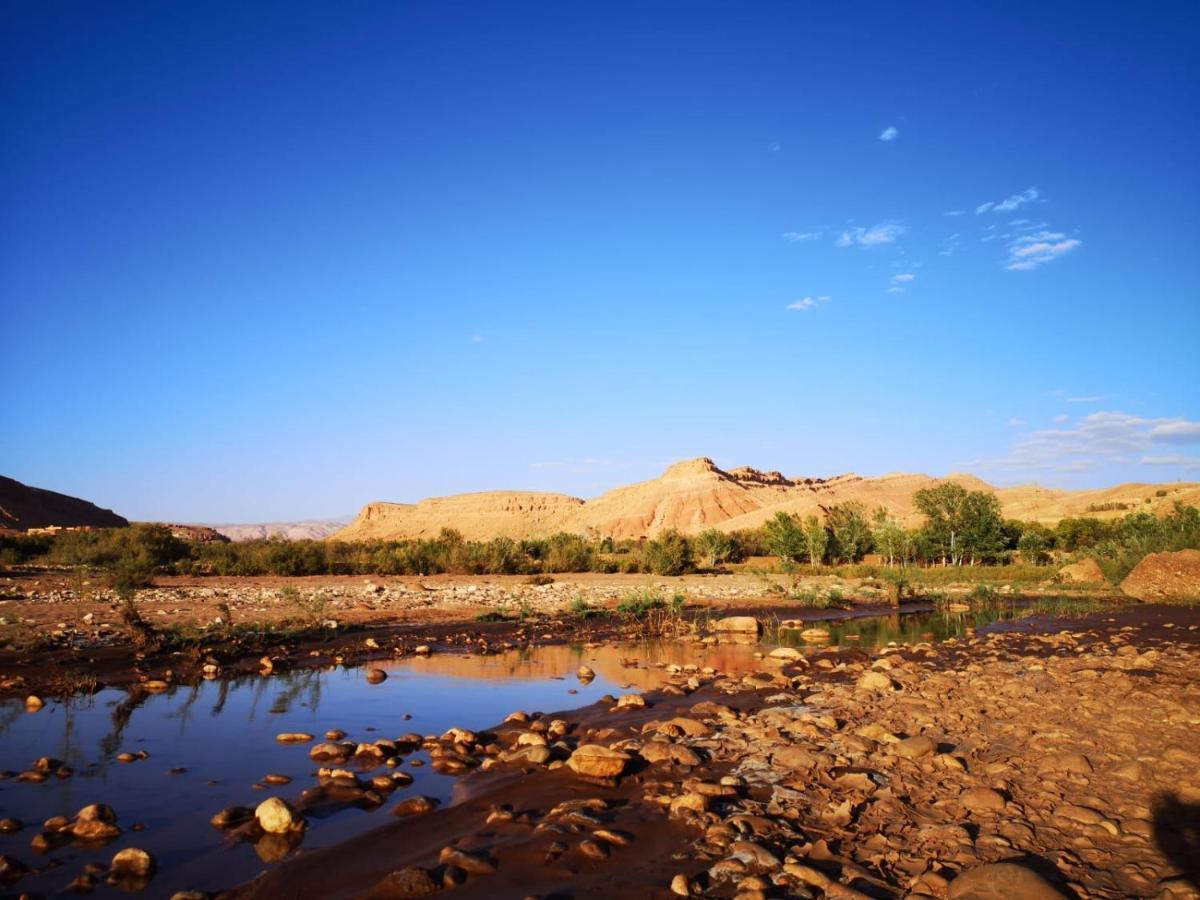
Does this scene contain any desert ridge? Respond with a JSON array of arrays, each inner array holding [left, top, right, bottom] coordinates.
[[332, 457, 1200, 542]]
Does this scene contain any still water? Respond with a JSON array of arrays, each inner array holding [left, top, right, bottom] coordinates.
[[0, 598, 1099, 897]]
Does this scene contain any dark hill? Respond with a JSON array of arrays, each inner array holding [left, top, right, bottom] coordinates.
[[0, 476, 128, 530]]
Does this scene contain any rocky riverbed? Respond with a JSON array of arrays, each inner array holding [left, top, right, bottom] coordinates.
[[220, 603, 1199, 900]]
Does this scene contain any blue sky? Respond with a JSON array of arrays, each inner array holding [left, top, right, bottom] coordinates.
[[3, 1, 1198, 522]]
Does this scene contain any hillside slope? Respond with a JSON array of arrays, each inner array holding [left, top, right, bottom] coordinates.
[[0, 476, 128, 531], [332, 458, 1200, 542]]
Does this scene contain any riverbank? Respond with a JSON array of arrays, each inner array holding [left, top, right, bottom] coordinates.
[[0, 569, 1116, 702]]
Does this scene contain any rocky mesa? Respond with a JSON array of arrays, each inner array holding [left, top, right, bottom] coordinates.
[[333, 457, 1200, 542]]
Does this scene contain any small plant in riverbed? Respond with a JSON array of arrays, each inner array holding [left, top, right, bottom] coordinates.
[[281, 586, 330, 625], [117, 599, 163, 651], [568, 595, 605, 619], [880, 568, 911, 605], [967, 584, 1000, 607], [616, 586, 666, 618]]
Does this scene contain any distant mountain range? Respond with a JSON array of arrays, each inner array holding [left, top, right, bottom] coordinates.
[[203, 519, 351, 542], [7, 460, 1198, 544], [332, 456, 1200, 542]]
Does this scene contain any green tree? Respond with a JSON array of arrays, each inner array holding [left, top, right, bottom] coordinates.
[[763, 512, 805, 564], [959, 491, 1006, 564], [802, 515, 828, 566], [828, 502, 871, 564], [1017, 525, 1051, 565], [694, 528, 734, 568], [914, 482, 1006, 565], [871, 507, 907, 567]]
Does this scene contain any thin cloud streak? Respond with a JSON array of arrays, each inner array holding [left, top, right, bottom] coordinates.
[[970, 411, 1200, 476]]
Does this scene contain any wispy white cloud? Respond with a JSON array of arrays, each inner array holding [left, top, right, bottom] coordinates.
[[836, 222, 906, 248], [1141, 454, 1200, 470], [971, 411, 1200, 475], [782, 230, 822, 242], [785, 295, 831, 311], [879, 126, 898, 142], [976, 186, 1039, 215], [1004, 230, 1082, 270]]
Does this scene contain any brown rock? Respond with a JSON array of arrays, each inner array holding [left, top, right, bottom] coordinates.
[[948, 863, 1065, 899], [713, 616, 760, 635], [391, 796, 438, 817], [856, 670, 896, 692], [894, 735, 936, 759], [1057, 557, 1106, 584], [960, 787, 1006, 813], [438, 846, 496, 874], [370, 866, 441, 898], [1120, 549, 1200, 603], [110, 847, 154, 877], [567, 744, 631, 778]]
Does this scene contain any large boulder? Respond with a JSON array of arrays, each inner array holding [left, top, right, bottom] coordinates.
[[713, 616, 760, 635], [1120, 549, 1200, 603], [1057, 557, 1106, 584], [566, 744, 631, 778]]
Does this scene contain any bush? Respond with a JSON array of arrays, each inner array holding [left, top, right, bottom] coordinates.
[[642, 529, 693, 576]]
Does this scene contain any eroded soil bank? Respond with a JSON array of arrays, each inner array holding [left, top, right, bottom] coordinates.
[[223, 603, 1200, 900]]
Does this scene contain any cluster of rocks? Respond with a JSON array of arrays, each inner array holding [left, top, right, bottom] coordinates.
[[353, 612, 1199, 899], [0, 802, 156, 893], [635, 620, 1200, 898]]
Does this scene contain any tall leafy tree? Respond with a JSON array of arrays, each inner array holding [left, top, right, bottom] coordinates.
[[828, 502, 872, 563], [802, 515, 828, 566], [763, 512, 805, 564], [695, 528, 734, 568], [871, 507, 907, 567], [914, 482, 1004, 566]]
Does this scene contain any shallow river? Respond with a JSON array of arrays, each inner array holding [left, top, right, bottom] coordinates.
[[0, 598, 1099, 897]]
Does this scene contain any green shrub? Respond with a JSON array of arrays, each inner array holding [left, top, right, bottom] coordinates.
[[642, 529, 693, 576]]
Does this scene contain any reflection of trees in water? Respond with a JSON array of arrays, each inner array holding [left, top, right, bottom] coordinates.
[[165, 682, 204, 737], [0, 701, 25, 741], [100, 688, 149, 759], [268, 669, 324, 716], [210, 678, 232, 717]]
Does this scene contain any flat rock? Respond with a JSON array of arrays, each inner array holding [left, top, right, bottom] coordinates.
[[714, 616, 760, 634], [948, 863, 1065, 899]]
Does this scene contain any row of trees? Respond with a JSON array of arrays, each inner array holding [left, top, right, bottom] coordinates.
[[3, 496, 1197, 581]]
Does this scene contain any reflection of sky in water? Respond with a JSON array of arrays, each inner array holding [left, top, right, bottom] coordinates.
[[0, 648, 653, 898], [0, 598, 1089, 897]]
